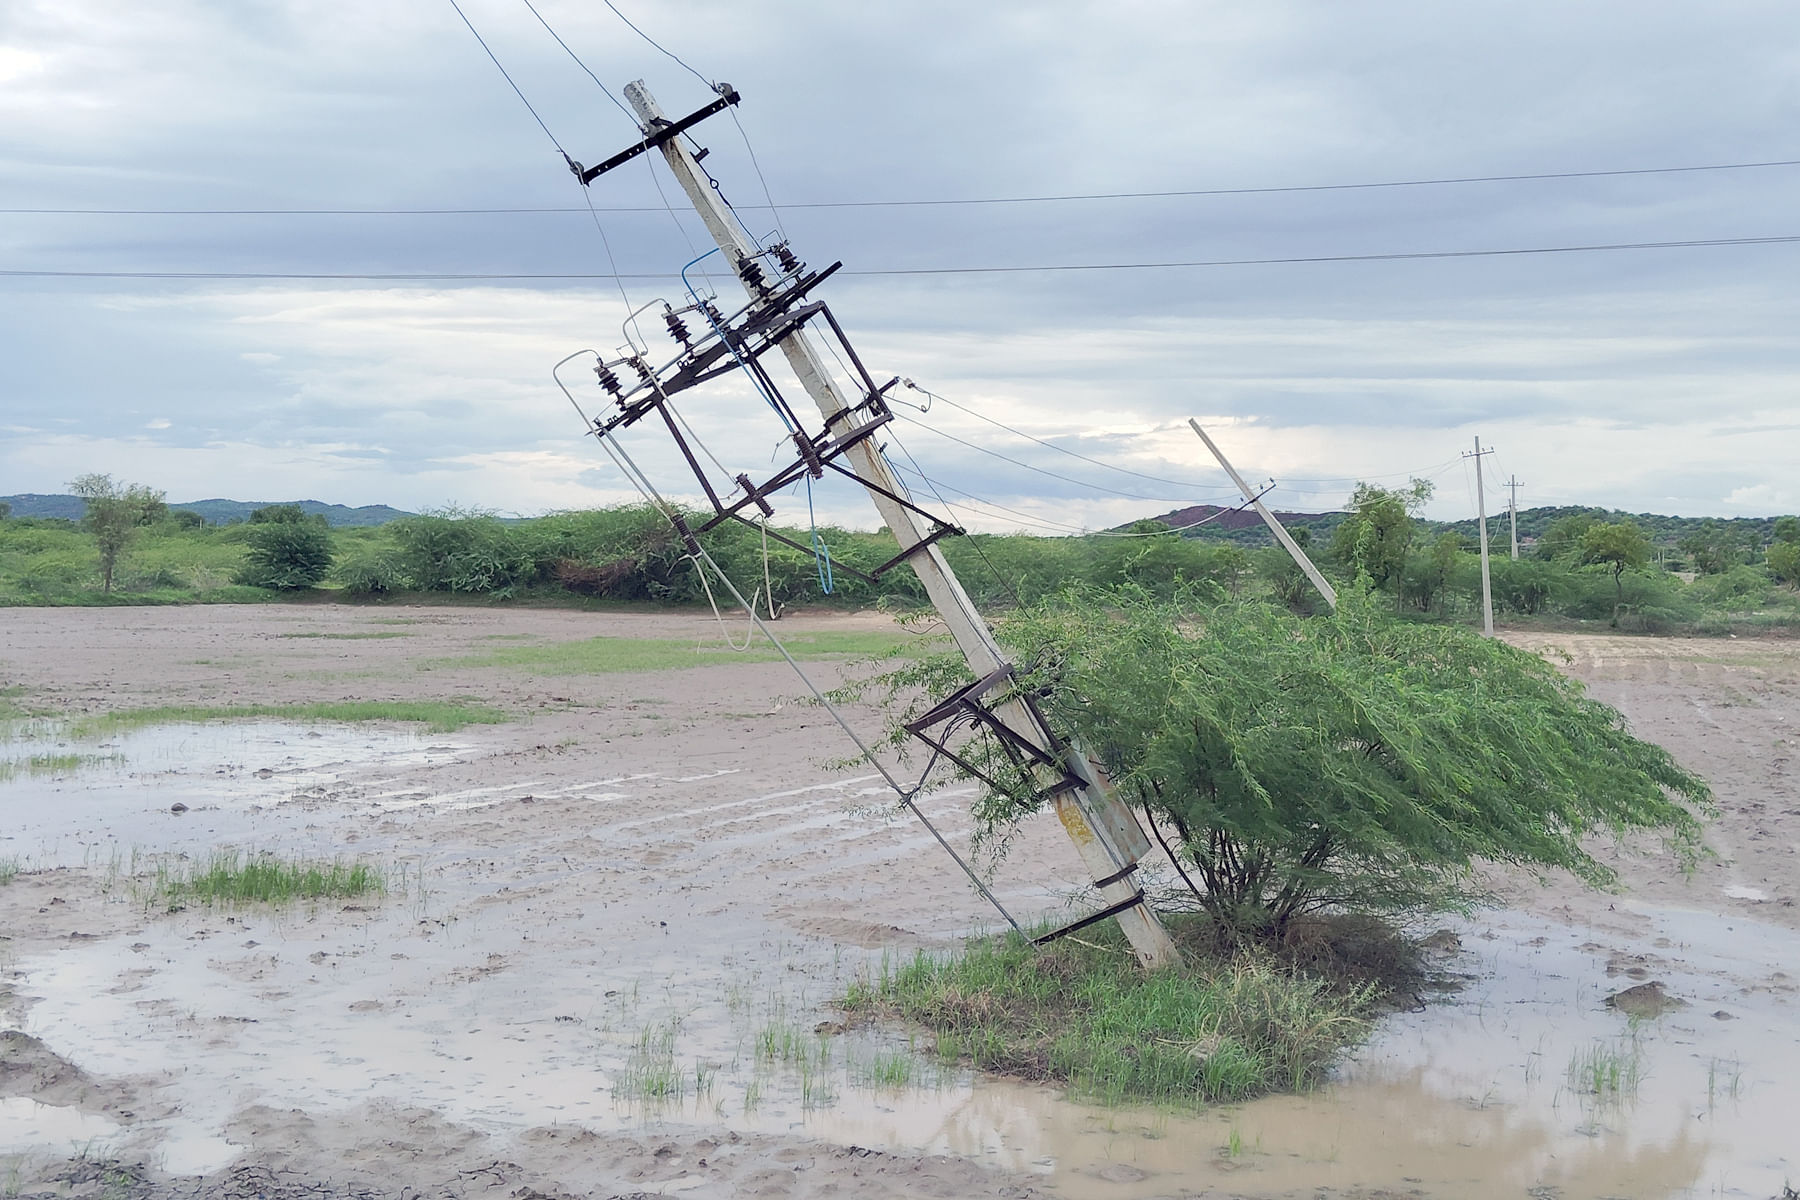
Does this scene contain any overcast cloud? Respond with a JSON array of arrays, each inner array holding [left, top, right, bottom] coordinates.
[[3, 0, 1797, 530]]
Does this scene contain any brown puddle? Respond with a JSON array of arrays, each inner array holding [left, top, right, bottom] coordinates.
[[4, 723, 1796, 1197], [780, 904, 1798, 1200]]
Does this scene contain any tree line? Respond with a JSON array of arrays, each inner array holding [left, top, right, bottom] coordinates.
[[4, 474, 1797, 633]]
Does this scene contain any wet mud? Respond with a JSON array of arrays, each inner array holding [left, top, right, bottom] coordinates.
[[2, 607, 1795, 1198]]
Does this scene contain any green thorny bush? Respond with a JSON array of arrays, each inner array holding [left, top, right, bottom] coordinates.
[[843, 587, 1712, 940]]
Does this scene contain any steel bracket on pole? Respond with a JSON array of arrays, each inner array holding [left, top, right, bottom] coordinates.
[[902, 666, 1086, 814], [574, 88, 742, 185]]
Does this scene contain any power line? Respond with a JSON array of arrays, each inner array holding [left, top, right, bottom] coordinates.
[[520, 0, 639, 126], [600, 0, 713, 88], [894, 410, 1235, 504], [903, 382, 1228, 493], [11, 155, 1800, 216], [8, 231, 1797, 282], [445, 0, 571, 164]]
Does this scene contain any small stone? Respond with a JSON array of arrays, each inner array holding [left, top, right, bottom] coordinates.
[[170, 802, 189, 814]]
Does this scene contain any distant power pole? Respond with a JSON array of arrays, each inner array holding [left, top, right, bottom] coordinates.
[[1465, 438, 1496, 637], [1505, 475, 1522, 560], [1187, 419, 1336, 610]]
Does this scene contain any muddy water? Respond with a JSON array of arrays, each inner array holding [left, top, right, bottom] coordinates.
[[0, 721, 476, 869], [3, 722, 1796, 1198]]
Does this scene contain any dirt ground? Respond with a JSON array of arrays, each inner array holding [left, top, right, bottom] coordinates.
[[1, 605, 1796, 1199]]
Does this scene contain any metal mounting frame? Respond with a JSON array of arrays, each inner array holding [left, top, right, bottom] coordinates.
[[574, 88, 741, 185], [590, 283, 962, 572]]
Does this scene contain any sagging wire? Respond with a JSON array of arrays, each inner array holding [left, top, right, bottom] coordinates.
[[889, 458, 1273, 538], [575, 397, 1024, 936], [902, 380, 1232, 496]]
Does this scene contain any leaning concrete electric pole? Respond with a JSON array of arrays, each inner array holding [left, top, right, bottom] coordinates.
[[597, 82, 1177, 967], [1465, 437, 1496, 636], [1188, 418, 1336, 610]]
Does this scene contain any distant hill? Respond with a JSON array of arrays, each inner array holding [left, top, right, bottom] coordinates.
[[1143, 501, 1788, 550], [1, 494, 413, 528], [174, 499, 414, 527], [1141, 504, 1348, 546]]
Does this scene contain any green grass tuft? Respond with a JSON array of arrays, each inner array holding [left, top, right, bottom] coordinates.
[[0, 752, 121, 782], [844, 920, 1378, 1106], [146, 850, 384, 908], [73, 699, 509, 736], [441, 630, 917, 676]]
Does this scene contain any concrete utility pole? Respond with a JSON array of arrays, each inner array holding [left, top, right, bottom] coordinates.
[[1506, 475, 1522, 560], [1465, 437, 1496, 637], [1188, 418, 1336, 610], [624, 82, 1178, 967]]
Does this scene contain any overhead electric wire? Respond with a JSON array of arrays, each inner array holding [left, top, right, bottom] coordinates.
[[445, 0, 571, 162], [903, 383, 1227, 493], [600, 0, 713, 88], [13, 154, 1800, 216], [894, 410, 1234, 504], [13, 231, 1798, 281], [520, 0, 638, 125]]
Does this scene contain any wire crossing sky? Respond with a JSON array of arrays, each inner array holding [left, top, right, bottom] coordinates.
[[2, 0, 1797, 528]]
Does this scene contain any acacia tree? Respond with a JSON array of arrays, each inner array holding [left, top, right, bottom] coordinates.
[[1329, 479, 1433, 606], [236, 506, 334, 590], [852, 588, 1710, 940], [1579, 520, 1651, 627], [68, 474, 166, 593]]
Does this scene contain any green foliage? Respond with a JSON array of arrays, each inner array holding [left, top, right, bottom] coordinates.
[[844, 922, 1376, 1104], [68, 473, 167, 592], [236, 517, 333, 590], [248, 504, 313, 525], [1489, 556, 1556, 614], [1329, 479, 1433, 596], [1769, 540, 1800, 588], [854, 589, 1711, 935], [1580, 520, 1652, 626], [146, 850, 384, 908], [75, 700, 509, 737], [1678, 520, 1745, 574], [1535, 512, 1599, 561], [1689, 565, 1776, 610], [1773, 516, 1800, 545]]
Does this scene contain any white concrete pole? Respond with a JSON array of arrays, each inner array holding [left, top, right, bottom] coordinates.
[[1188, 418, 1336, 610], [1468, 437, 1495, 636], [623, 82, 1177, 967]]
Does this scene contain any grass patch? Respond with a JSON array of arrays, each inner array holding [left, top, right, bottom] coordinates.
[[0, 752, 121, 782], [146, 850, 384, 909], [1568, 1036, 1644, 1103], [73, 699, 509, 736], [440, 629, 919, 675], [614, 1018, 686, 1104], [0, 856, 20, 885], [843, 918, 1380, 1106]]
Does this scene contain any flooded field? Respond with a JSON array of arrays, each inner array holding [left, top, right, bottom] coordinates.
[[2, 605, 1796, 1198]]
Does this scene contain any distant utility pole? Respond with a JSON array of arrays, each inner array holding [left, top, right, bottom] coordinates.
[[617, 82, 1177, 968], [1465, 437, 1496, 637], [1505, 475, 1522, 560], [1187, 418, 1336, 610]]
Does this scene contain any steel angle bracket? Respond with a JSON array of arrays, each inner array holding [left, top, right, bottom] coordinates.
[[1031, 890, 1148, 946], [901, 666, 1085, 812], [573, 87, 742, 185]]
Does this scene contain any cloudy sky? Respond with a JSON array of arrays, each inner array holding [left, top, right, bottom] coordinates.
[[3, 0, 1797, 532]]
